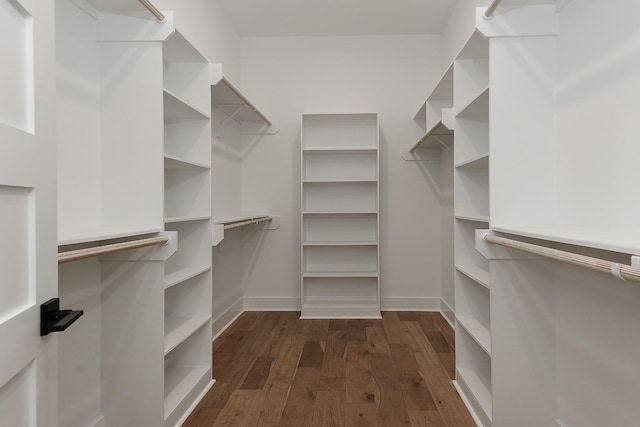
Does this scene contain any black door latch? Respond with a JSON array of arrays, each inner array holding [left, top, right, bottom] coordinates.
[[40, 298, 84, 336]]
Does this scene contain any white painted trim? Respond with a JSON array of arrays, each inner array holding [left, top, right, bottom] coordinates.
[[380, 297, 440, 311], [555, 419, 569, 427], [243, 296, 300, 311], [171, 380, 215, 427], [212, 297, 244, 340], [452, 380, 487, 427], [89, 416, 105, 427], [440, 298, 456, 328]]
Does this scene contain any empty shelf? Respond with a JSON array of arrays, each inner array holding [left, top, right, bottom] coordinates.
[[303, 271, 378, 278], [165, 265, 211, 289], [164, 316, 211, 355], [455, 264, 490, 289], [457, 316, 491, 356]]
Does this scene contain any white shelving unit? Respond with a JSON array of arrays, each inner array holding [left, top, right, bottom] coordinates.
[[162, 29, 213, 427], [410, 64, 454, 153], [452, 30, 493, 427], [55, 1, 172, 426], [301, 114, 381, 319]]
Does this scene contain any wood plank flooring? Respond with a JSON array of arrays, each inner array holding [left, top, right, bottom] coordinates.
[[183, 311, 475, 427]]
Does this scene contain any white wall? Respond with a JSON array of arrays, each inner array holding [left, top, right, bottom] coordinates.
[[238, 35, 443, 309]]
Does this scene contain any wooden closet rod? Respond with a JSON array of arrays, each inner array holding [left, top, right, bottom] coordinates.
[[58, 236, 169, 264], [224, 217, 272, 231], [137, 0, 166, 23], [484, 0, 504, 18], [483, 234, 640, 284]]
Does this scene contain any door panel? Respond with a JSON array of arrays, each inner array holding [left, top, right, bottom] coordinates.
[[0, 0, 57, 425]]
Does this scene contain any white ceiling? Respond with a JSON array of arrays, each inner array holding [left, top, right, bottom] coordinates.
[[216, 0, 460, 37]]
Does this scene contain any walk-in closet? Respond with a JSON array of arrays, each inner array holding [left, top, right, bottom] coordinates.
[[1, 0, 639, 426]]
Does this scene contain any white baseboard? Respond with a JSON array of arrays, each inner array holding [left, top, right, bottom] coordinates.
[[90, 416, 105, 427], [212, 298, 244, 340], [555, 419, 569, 427], [439, 298, 455, 328], [172, 379, 215, 427], [380, 297, 440, 311], [243, 296, 300, 311]]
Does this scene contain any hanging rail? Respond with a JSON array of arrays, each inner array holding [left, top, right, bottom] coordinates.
[[137, 0, 166, 23], [223, 216, 272, 231], [58, 236, 169, 264], [483, 234, 640, 283], [484, 0, 504, 18]]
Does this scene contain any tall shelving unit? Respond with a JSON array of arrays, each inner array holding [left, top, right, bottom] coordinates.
[[452, 30, 492, 426], [55, 1, 172, 426], [161, 30, 214, 427], [300, 114, 380, 319]]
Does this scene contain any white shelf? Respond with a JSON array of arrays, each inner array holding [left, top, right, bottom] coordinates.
[[164, 154, 210, 170], [164, 316, 211, 356], [214, 214, 271, 224], [303, 271, 378, 278], [58, 227, 163, 246], [302, 147, 377, 153], [164, 89, 210, 122], [164, 216, 211, 224], [211, 71, 271, 125], [456, 264, 490, 289], [456, 214, 490, 223], [165, 265, 211, 290], [456, 367, 493, 423], [456, 153, 489, 169], [303, 211, 378, 215], [164, 366, 210, 421], [491, 225, 640, 255], [455, 86, 489, 118], [457, 316, 491, 356], [303, 179, 377, 184], [303, 241, 378, 246], [411, 120, 454, 151]]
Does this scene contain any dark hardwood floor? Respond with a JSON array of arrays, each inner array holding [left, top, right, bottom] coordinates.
[[183, 311, 475, 426]]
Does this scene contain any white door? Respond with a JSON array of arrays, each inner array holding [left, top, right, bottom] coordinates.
[[0, 0, 58, 425]]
